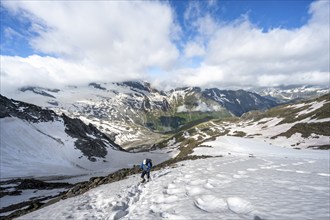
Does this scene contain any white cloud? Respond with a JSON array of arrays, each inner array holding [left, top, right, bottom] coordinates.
[[175, 0, 330, 88], [0, 55, 122, 93], [1, 0, 329, 92], [1, 1, 179, 93], [184, 41, 205, 58], [183, 1, 201, 23], [196, 14, 218, 37]]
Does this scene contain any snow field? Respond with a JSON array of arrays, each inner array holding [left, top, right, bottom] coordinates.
[[219, 97, 329, 149], [0, 117, 176, 181], [19, 152, 329, 219], [16, 137, 329, 219]]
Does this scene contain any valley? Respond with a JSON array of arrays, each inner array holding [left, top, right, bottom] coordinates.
[[4, 81, 327, 150], [0, 82, 329, 219]]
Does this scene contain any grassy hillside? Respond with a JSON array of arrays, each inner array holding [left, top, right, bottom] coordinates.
[[243, 94, 330, 124], [150, 94, 330, 154]]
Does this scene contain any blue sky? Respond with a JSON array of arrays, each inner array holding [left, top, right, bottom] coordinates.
[[172, 0, 313, 30], [0, 0, 329, 91], [2, 0, 314, 57]]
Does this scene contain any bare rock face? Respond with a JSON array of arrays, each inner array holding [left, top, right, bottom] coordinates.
[[203, 89, 278, 116], [0, 94, 58, 122], [0, 95, 125, 162]]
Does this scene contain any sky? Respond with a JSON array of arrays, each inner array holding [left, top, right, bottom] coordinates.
[[0, 0, 329, 92]]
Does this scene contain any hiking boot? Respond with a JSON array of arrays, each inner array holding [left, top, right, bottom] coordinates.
[[141, 178, 146, 183]]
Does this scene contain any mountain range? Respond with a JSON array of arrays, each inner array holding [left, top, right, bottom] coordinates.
[[5, 81, 326, 150]]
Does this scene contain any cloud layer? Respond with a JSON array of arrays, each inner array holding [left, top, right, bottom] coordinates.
[[1, 1, 329, 93], [1, 1, 179, 92], [174, 0, 329, 88]]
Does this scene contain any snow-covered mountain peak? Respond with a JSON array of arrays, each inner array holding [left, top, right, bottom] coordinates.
[[251, 84, 329, 103]]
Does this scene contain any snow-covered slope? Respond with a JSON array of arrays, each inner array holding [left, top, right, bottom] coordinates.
[[3, 82, 170, 148], [0, 95, 177, 180], [18, 137, 329, 220], [230, 94, 330, 149], [164, 94, 329, 150]]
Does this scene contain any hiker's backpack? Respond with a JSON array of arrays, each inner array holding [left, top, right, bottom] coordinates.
[[146, 158, 152, 168]]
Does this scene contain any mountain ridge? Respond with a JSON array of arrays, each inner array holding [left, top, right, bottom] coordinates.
[[2, 81, 327, 149]]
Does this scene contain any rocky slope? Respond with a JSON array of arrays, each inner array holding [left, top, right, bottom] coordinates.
[[0, 95, 176, 180], [202, 88, 277, 116], [0, 94, 123, 162]]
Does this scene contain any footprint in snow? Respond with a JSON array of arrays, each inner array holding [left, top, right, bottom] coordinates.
[[204, 182, 214, 189], [172, 178, 184, 184], [194, 195, 227, 213], [184, 174, 193, 178], [152, 195, 179, 204], [216, 174, 230, 178], [186, 186, 204, 196], [167, 183, 177, 189], [233, 174, 249, 179], [215, 174, 233, 184], [149, 204, 175, 214], [226, 197, 254, 215], [189, 179, 207, 186], [233, 171, 249, 178], [166, 187, 186, 195]]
